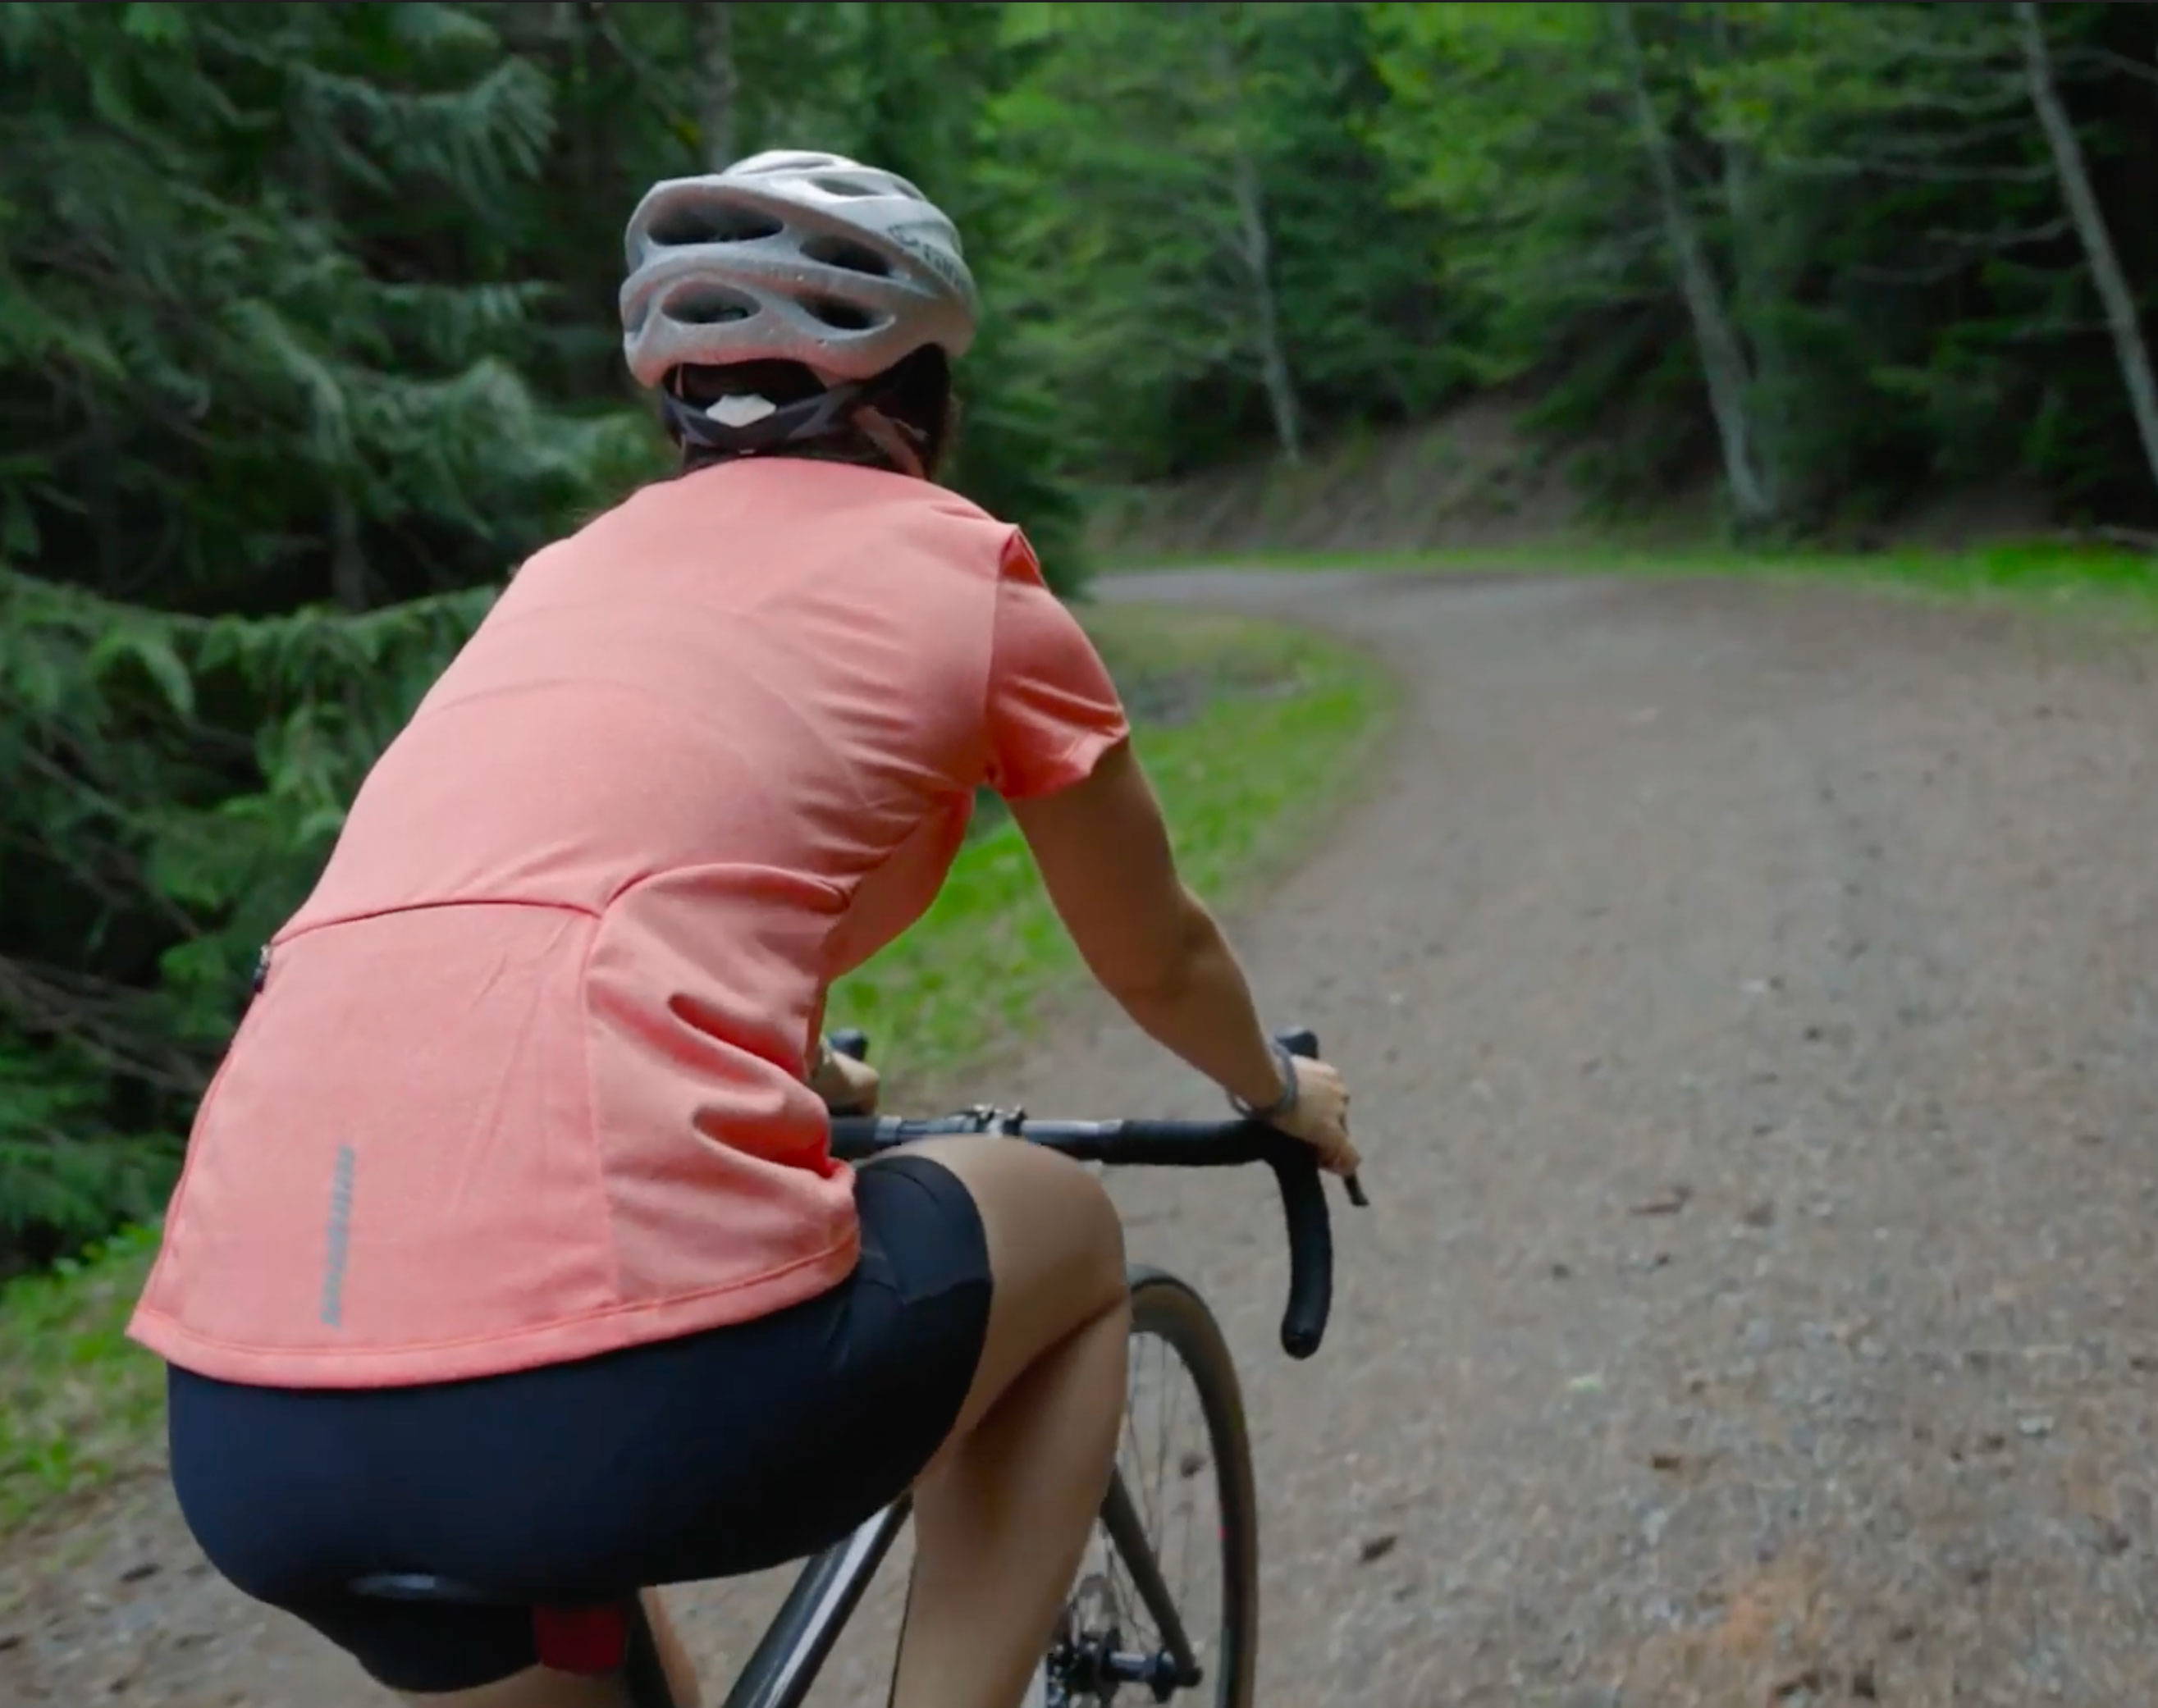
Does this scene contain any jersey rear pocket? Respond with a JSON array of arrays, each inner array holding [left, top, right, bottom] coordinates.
[[143, 902, 616, 1357]]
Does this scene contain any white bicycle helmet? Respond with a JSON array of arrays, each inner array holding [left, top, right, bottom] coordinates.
[[619, 149, 979, 390]]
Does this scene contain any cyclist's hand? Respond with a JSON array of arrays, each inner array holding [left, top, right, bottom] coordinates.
[[810, 1043, 880, 1114], [1273, 1057, 1359, 1176]]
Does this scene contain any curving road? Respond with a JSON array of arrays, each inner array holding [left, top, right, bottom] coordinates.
[[7, 569, 2158, 1707]]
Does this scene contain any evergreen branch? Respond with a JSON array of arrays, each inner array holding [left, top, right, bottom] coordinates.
[[2064, 46, 2158, 90], [1920, 216, 2073, 252], [585, 7, 700, 149], [1847, 255, 2075, 287], [0, 956, 210, 1096], [1772, 153, 2054, 185]]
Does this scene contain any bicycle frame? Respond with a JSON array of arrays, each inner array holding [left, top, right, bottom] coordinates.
[[716, 1497, 908, 1708], [715, 1463, 1192, 1708]]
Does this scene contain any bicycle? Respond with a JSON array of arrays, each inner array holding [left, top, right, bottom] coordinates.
[[350, 1030, 1365, 1707]]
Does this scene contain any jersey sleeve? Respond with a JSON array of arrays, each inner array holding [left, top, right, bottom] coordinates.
[[983, 532, 1131, 801]]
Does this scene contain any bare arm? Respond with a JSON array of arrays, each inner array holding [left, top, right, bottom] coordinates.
[[1010, 740, 1356, 1171]]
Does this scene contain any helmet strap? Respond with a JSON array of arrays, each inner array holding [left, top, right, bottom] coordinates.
[[661, 380, 866, 455], [663, 377, 930, 480]]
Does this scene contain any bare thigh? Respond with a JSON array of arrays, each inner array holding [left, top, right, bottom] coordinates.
[[894, 1135, 1127, 1451]]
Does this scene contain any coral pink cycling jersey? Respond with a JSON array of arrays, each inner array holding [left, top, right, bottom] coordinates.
[[129, 459, 1128, 1387]]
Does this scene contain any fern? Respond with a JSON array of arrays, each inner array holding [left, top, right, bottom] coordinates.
[[0, 1038, 179, 1269]]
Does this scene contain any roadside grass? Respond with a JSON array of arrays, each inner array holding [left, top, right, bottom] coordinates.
[[0, 1223, 166, 1534], [1104, 536, 2158, 623], [0, 603, 1396, 1537]]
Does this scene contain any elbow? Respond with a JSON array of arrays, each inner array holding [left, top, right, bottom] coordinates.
[[1100, 960, 1194, 1013]]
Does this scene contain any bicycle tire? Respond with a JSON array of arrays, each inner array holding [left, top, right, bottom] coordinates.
[[1049, 1267, 1258, 1708]]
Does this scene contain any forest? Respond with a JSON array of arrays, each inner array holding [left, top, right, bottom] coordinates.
[[4, 1, 2156, 1270]]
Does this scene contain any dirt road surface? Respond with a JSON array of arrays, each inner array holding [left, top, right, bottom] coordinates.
[[7, 570, 2158, 1707]]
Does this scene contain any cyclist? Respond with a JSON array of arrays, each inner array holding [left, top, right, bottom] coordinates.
[[129, 150, 1356, 1708]]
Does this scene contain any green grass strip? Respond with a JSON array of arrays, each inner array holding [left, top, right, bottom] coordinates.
[[1107, 536, 2158, 623], [0, 1223, 167, 1534]]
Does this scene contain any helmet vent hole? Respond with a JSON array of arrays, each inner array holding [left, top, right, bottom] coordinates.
[[804, 298, 877, 331], [802, 236, 891, 277], [668, 286, 760, 326], [811, 174, 880, 199], [649, 207, 784, 247]]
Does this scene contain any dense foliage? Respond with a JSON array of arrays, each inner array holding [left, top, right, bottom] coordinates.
[[4, 1, 2156, 1266]]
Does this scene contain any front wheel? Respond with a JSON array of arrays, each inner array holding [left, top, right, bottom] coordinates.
[[1046, 1267, 1258, 1708]]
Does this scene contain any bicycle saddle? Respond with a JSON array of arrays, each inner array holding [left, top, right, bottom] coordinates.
[[348, 1573, 647, 1677]]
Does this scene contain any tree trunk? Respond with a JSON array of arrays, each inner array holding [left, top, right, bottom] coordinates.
[[85, 394, 121, 591], [2016, 0, 2158, 498], [1229, 144, 1303, 464], [329, 489, 369, 611], [1205, 6, 1301, 463], [693, 0, 736, 172], [1710, 7, 1796, 519], [1721, 136, 1804, 519], [1612, 4, 1774, 527]]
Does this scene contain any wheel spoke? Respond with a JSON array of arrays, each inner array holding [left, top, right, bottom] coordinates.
[[1053, 1281, 1249, 1706], [1154, 1340, 1184, 1557], [1150, 1336, 1173, 1554]]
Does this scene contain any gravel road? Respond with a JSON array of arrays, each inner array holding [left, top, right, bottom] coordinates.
[[7, 569, 2157, 1708]]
